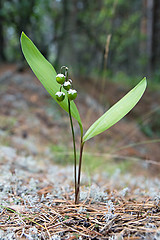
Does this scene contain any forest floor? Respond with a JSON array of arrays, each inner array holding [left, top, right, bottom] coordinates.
[[0, 64, 160, 239]]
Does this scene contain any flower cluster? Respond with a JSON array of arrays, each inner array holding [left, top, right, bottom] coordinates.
[[55, 67, 77, 102]]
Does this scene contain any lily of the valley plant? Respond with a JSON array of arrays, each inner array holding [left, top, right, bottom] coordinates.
[[20, 32, 147, 204]]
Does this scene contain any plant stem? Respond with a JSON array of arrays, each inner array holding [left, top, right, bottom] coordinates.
[[68, 99, 77, 203], [75, 138, 84, 204]]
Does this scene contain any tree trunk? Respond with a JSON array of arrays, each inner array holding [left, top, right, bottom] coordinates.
[[151, 0, 160, 71], [54, 0, 69, 68], [145, 0, 160, 74], [0, 0, 5, 61]]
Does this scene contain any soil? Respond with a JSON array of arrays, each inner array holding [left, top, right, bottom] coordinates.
[[0, 64, 160, 239]]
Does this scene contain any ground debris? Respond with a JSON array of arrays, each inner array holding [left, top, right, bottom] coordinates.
[[0, 196, 160, 239], [0, 147, 160, 239]]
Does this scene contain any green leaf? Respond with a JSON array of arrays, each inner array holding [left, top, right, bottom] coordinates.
[[83, 77, 147, 142], [20, 32, 83, 136]]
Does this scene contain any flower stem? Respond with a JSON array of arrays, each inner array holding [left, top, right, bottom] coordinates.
[[68, 99, 77, 203], [75, 138, 84, 204]]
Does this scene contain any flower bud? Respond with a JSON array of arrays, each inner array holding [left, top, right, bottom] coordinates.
[[67, 89, 77, 101], [55, 91, 65, 102], [56, 74, 65, 84], [63, 81, 71, 91]]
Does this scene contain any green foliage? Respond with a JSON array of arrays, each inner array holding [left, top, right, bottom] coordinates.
[[0, 116, 16, 146], [83, 78, 147, 142], [139, 108, 160, 137], [83, 155, 133, 176], [50, 145, 73, 165], [21, 32, 83, 136]]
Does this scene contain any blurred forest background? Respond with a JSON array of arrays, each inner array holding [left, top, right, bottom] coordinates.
[[0, 0, 160, 174], [1, 2, 160, 238], [0, 0, 160, 80]]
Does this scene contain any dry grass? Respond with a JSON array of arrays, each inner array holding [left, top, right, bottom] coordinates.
[[1, 191, 160, 239]]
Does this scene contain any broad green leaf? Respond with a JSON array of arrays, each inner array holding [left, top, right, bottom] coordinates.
[[83, 78, 147, 142], [20, 32, 83, 136]]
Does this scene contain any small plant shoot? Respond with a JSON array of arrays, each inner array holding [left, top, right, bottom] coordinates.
[[20, 32, 147, 204]]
